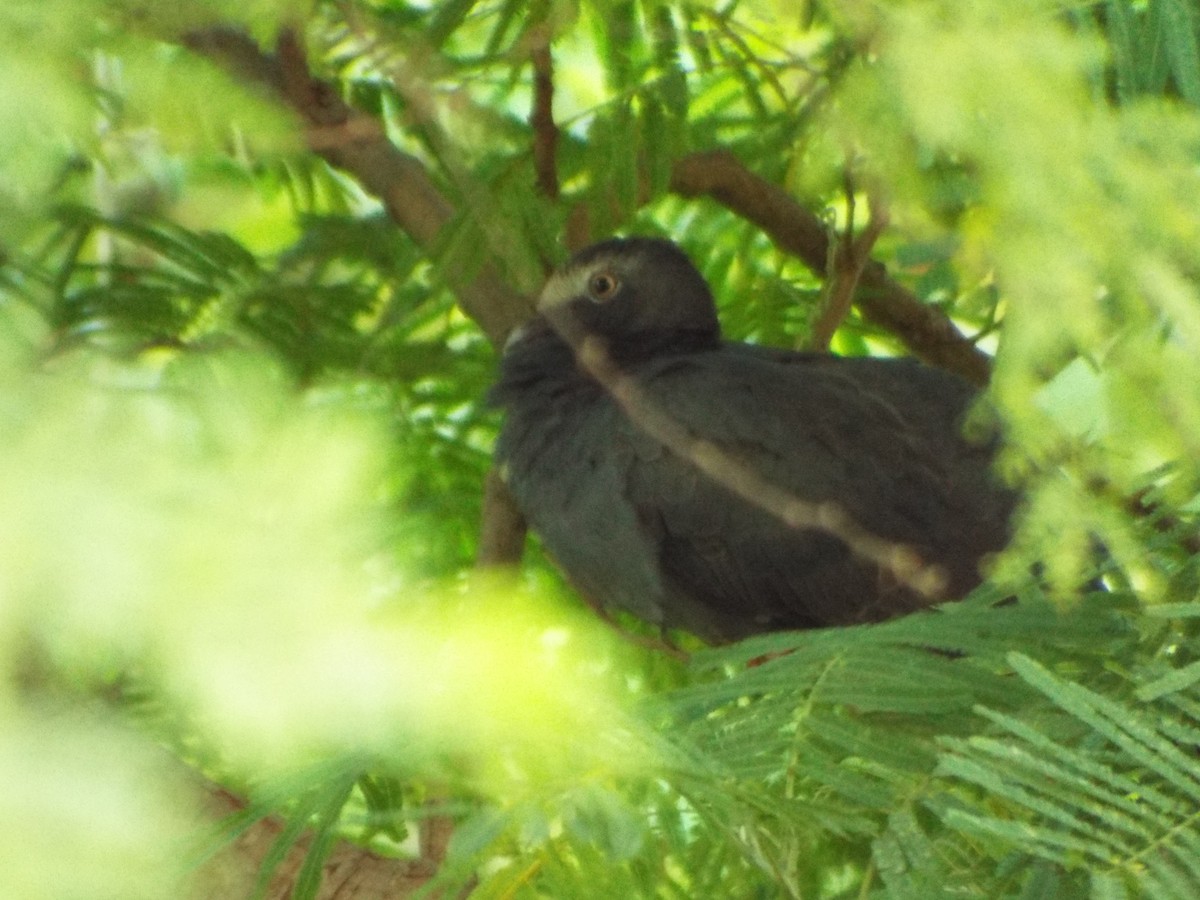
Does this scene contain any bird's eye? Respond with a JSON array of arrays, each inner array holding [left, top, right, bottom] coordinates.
[[587, 272, 620, 302]]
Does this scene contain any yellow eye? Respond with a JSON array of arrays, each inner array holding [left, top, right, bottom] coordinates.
[[587, 271, 620, 301]]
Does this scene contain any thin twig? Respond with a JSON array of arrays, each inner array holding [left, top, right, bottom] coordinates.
[[476, 467, 526, 566], [474, 17, 565, 573], [186, 29, 986, 386], [809, 167, 890, 352], [530, 25, 559, 201], [669, 150, 990, 386]]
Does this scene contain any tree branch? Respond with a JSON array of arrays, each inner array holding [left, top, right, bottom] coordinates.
[[809, 172, 890, 352], [669, 150, 992, 386], [183, 29, 988, 387], [473, 23, 571, 569], [529, 26, 559, 202], [183, 25, 530, 348], [476, 467, 526, 566]]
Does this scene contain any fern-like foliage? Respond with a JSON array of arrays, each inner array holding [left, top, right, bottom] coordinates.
[[428, 588, 1200, 899]]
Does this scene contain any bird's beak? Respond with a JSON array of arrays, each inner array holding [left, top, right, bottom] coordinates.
[[537, 270, 577, 312], [503, 322, 531, 352]]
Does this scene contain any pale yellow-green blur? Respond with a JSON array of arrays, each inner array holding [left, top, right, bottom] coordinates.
[[0, 330, 647, 895]]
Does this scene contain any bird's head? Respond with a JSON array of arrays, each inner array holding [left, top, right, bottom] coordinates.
[[534, 238, 721, 355]]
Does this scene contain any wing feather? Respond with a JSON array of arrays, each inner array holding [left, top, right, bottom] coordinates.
[[618, 349, 1013, 638]]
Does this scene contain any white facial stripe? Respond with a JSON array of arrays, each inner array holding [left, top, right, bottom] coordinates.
[[502, 321, 530, 351], [537, 248, 643, 311], [536, 259, 609, 310], [536, 269, 582, 311]]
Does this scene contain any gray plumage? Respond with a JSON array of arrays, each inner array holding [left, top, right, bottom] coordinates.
[[490, 237, 1016, 642]]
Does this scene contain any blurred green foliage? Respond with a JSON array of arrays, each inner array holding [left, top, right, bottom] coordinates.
[[1, 0, 1199, 898]]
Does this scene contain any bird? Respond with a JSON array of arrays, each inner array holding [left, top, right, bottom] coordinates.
[[489, 237, 1017, 643]]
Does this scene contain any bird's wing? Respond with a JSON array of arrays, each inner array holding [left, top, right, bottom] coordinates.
[[619, 349, 1012, 637], [495, 378, 671, 625]]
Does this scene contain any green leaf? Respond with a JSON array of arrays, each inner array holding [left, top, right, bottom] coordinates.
[[1161, 0, 1200, 105], [293, 776, 358, 900], [1009, 653, 1200, 805], [1136, 659, 1200, 701], [427, 0, 478, 48]]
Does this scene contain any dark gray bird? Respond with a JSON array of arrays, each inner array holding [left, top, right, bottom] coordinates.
[[490, 237, 1016, 643]]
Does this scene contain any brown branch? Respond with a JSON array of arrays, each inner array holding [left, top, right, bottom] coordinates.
[[476, 467, 527, 566], [467, 19, 563, 569], [183, 25, 531, 348], [189, 24, 534, 562], [473, 21, 569, 572], [669, 150, 992, 387], [186, 29, 533, 566], [810, 174, 890, 352], [530, 28, 559, 201], [183, 29, 983, 383]]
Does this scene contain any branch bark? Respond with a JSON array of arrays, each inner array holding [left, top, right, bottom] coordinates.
[[477, 467, 526, 566], [669, 150, 992, 386], [529, 27, 559, 202], [183, 25, 531, 349], [472, 19, 571, 571], [809, 174, 890, 352], [183, 29, 989, 386]]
